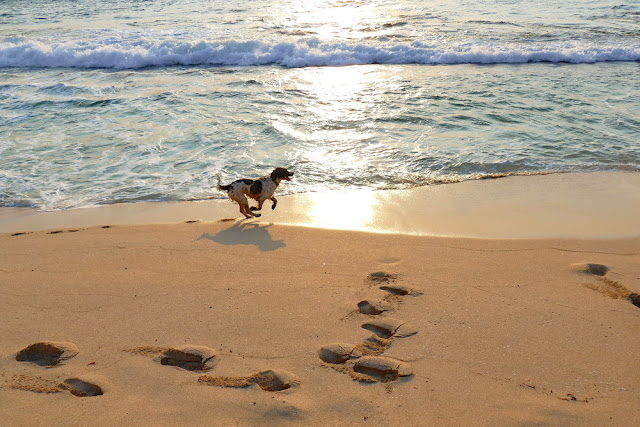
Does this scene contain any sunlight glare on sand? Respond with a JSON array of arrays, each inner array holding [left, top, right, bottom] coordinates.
[[306, 190, 378, 231]]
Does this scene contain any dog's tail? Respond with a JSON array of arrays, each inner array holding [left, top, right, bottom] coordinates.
[[216, 174, 231, 192]]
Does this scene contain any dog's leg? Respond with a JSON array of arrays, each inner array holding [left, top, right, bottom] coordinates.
[[250, 199, 266, 212], [270, 196, 278, 210], [240, 203, 261, 218], [239, 204, 251, 218], [231, 193, 260, 218], [239, 204, 253, 218]]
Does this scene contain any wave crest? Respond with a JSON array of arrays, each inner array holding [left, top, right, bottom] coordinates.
[[1, 37, 639, 69]]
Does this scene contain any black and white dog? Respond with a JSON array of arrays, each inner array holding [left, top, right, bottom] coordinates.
[[217, 168, 294, 218]]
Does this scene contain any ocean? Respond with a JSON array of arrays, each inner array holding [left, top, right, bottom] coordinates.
[[1, 0, 639, 211]]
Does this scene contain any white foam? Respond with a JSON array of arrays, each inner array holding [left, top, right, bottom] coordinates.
[[1, 37, 638, 69]]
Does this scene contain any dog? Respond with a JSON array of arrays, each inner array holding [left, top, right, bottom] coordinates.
[[217, 167, 294, 218]]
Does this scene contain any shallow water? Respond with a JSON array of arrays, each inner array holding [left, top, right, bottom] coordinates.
[[1, 0, 638, 210]]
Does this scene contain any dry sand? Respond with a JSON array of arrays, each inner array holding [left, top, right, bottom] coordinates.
[[1, 172, 639, 426]]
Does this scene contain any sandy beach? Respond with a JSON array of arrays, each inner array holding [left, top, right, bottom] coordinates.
[[1, 172, 639, 426]]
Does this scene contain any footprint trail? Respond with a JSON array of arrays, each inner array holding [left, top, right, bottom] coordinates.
[[319, 271, 422, 385], [9, 342, 104, 398]]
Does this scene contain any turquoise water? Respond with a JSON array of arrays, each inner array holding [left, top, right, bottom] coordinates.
[[1, 0, 639, 210]]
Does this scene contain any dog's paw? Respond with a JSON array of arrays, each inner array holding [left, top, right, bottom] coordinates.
[[271, 204, 277, 210], [250, 207, 261, 211]]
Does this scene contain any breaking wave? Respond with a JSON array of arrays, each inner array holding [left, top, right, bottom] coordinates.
[[1, 37, 639, 69]]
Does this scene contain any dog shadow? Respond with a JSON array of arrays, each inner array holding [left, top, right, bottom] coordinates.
[[197, 220, 286, 252]]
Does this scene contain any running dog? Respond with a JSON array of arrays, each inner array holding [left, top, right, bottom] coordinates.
[[217, 167, 294, 218]]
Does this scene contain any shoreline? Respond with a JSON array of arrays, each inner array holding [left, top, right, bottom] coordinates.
[[2, 171, 639, 239]]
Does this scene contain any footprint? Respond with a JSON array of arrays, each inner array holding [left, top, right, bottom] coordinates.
[[159, 347, 218, 371], [367, 271, 397, 284], [318, 335, 391, 367], [199, 369, 300, 392], [8, 374, 103, 398], [572, 263, 640, 309], [15, 342, 79, 367], [355, 335, 392, 356], [379, 284, 423, 297], [318, 343, 363, 364], [8, 374, 63, 394], [570, 262, 610, 276], [629, 293, 640, 309], [352, 356, 413, 382], [323, 355, 413, 384], [124, 345, 218, 371], [361, 318, 418, 339], [198, 375, 253, 388], [63, 378, 104, 397], [357, 300, 391, 315], [252, 370, 301, 392]]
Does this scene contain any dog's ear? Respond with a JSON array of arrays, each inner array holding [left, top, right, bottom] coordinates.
[[271, 167, 290, 180], [270, 167, 292, 183]]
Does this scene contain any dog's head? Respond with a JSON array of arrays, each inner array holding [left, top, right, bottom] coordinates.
[[271, 167, 294, 183]]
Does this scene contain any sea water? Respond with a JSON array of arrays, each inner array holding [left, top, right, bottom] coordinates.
[[1, 0, 638, 210]]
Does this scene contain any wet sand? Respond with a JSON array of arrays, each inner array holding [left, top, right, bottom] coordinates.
[[2, 172, 640, 238]]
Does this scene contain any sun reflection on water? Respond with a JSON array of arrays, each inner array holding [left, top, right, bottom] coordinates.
[[271, 65, 392, 182], [268, 0, 406, 195], [302, 65, 381, 123], [271, 0, 382, 40], [270, 66, 381, 144]]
